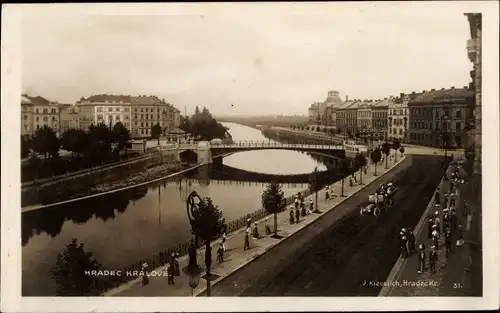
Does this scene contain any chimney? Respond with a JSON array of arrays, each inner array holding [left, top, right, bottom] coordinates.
[[463, 86, 468, 89], [412, 91, 416, 95], [400, 93, 404, 99], [422, 90, 426, 93], [451, 86, 455, 89], [441, 88, 445, 90], [431, 89, 435, 91], [346, 95, 349, 102]]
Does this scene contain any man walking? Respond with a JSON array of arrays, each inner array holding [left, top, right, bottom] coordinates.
[[407, 228, 416, 255], [429, 246, 438, 274], [427, 214, 434, 239], [217, 243, 224, 263], [444, 229, 452, 257], [295, 206, 300, 223], [432, 225, 440, 249], [243, 229, 250, 251], [417, 244, 426, 274]]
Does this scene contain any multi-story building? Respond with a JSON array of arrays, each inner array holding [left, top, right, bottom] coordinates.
[[388, 93, 409, 142], [371, 98, 390, 140], [336, 100, 360, 136], [59, 104, 80, 133], [465, 13, 481, 178], [308, 102, 321, 124], [407, 87, 474, 148], [357, 100, 373, 137], [322, 90, 343, 127], [130, 95, 180, 137], [21, 94, 62, 136], [21, 95, 34, 136], [76, 94, 132, 130]]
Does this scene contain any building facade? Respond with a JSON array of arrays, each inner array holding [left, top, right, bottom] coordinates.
[[59, 105, 80, 133], [21, 94, 62, 136], [465, 13, 481, 178], [76, 95, 132, 130], [407, 87, 474, 148], [372, 98, 390, 140], [130, 96, 180, 137], [336, 100, 360, 135], [357, 100, 373, 136], [387, 93, 409, 142], [308, 102, 321, 124]]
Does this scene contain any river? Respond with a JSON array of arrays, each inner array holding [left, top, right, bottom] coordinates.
[[21, 122, 328, 296]]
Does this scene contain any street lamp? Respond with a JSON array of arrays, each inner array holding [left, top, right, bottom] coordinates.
[[185, 191, 213, 297]]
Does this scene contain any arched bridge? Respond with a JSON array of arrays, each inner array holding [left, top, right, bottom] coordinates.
[[160, 140, 349, 165]]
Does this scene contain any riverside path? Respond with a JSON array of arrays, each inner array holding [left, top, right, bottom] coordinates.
[[104, 152, 406, 296]]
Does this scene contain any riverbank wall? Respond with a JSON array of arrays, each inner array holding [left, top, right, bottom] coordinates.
[[262, 126, 343, 145], [21, 150, 180, 208]]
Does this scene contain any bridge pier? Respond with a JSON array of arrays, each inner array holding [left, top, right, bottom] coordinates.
[[197, 141, 213, 165]]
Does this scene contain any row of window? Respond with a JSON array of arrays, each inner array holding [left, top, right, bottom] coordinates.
[[34, 108, 58, 114], [409, 133, 463, 146], [390, 128, 404, 135], [372, 111, 387, 118], [389, 109, 408, 115], [96, 107, 130, 113], [96, 115, 129, 121], [410, 108, 462, 119], [134, 107, 173, 113], [411, 120, 462, 131]]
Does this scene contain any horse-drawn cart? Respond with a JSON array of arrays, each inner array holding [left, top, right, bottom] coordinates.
[[360, 183, 398, 216]]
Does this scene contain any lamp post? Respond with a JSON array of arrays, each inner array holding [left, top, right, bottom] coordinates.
[[185, 191, 213, 297]]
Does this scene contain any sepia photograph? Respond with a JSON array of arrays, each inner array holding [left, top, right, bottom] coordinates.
[[1, 2, 499, 312]]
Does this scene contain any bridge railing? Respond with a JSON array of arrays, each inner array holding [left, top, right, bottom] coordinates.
[[211, 140, 343, 150]]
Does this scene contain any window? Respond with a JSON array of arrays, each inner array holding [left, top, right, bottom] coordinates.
[[97, 115, 103, 120], [141, 108, 144, 112], [108, 108, 112, 112], [455, 136, 462, 147], [36, 108, 39, 114], [43, 108, 48, 114], [116, 107, 121, 112], [52, 116, 56, 121], [456, 122, 461, 130], [124, 107, 130, 112], [456, 110, 462, 118], [36, 116, 39, 122], [97, 107, 103, 112], [399, 129, 403, 135], [24, 115, 27, 120], [435, 110, 440, 118], [443, 122, 448, 131], [141, 122, 144, 127], [116, 115, 120, 121], [141, 114, 144, 119], [150, 114, 153, 119], [51, 109, 56, 114], [135, 108, 138, 112], [43, 116, 48, 122], [124, 115, 129, 120]]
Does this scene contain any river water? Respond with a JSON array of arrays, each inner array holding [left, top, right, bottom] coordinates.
[[21, 122, 328, 296]]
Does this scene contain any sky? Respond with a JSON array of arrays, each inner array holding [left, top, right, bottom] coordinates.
[[20, 3, 474, 116]]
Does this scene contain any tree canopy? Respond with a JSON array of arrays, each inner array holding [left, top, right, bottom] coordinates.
[[50, 238, 101, 296], [370, 148, 382, 164], [191, 197, 225, 243], [179, 106, 229, 141], [355, 153, 367, 169], [309, 167, 322, 192], [261, 181, 285, 214]]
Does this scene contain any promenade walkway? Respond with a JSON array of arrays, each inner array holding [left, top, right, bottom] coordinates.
[[379, 162, 481, 296], [105, 155, 406, 297]]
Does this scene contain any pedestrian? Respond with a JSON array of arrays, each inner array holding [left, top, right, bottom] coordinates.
[[294, 196, 300, 210], [309, 199, 314, 212], [289, 207, 295, 224], [434, 189, 440, 205], [331, 186, 336, 198], [432, 226, 440, 249], [252, 222, 260, 239], [167, 263, 175, 285], [264, 217, 272, 235], [427, 214, 434, 239], [444, 229, 452, 257], [443, 209, 450, 232], [463, 200, 469, 216], [349, 177, 354, 187], [417, 244, 426, 274], [400, 235, 408, 258], [429, 246, 438, 274], [444, 193, 449, 208], [222, 218, 228, 236], [301, 202, 307, 216], [174, 253, 180, 276], [141, 262, 149, 286], [243, 231, 250, 251], [295, 206, 300, 223], [246, 217, 251, 229], [222, 232, 227, 251], [450, 210, 457, 233], [325, 186, 330, 200], [217, 244, 224, 263], [407, 228, 416, 254], [456, 224, 465, 247]]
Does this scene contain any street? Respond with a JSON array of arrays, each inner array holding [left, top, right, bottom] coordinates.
[[205, 155, 446, 296]]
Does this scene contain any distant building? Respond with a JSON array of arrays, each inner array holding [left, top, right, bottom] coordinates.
[[336, 100, 360, 135], [21, 94, 62, 136], [59, 104, 80, 133], [308, 102, 321, 124], [357, 100, 373, 138], [371, 98, 391, 140], [407, 87, 474, 148], [387, 93, 410, 142], [130, 95, 180, 137], [76, 94, 132, 131]]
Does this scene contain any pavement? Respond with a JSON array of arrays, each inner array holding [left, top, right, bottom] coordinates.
[[379, 163, 482, 296], [104, 154, 406, 296]]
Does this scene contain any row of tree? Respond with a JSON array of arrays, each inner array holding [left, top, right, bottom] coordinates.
[[179, 106, 230, 141]]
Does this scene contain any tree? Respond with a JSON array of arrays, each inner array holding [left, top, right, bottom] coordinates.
[[309, 167, 321, 211], [370, 148, 382, 176], [21, 135, 30, 158], [355, 153, 367, 184], [381, 142, 392, 169], [339, 158, 351, 196], [30, 126, 60, 160], [151, 123, 162, 145], [61, 129, 89, 157], [112, 122, 131, 151], [191, 197, 225, 296], [86, 124, 113, 163], [50, 238, 101, 296], [261, 182, 286, 238], [392, 139, 401, 162]]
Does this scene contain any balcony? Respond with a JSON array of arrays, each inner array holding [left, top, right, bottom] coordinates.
[[467, 38, 478, 62]]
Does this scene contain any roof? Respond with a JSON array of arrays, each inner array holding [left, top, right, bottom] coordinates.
[[409, 88, 474, 104], [21, 95, 32, 105], [372, 98, 391, 109], [22, 95, 53, 106], [80, 94, 131, 103], [131, 95, 166, 106], [167, 127, 186, 134], [337, 100, 360, 110], [357, 100, 373, 109]]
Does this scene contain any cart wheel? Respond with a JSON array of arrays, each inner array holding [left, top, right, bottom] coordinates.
[[374, 207, 380, 216], [360, 209, 365, 216]]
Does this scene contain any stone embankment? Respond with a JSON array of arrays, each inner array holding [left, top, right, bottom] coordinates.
[[21, 151, 183, 207]]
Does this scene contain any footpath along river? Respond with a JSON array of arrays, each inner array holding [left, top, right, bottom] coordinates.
[[22, 122, 331, 296]]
